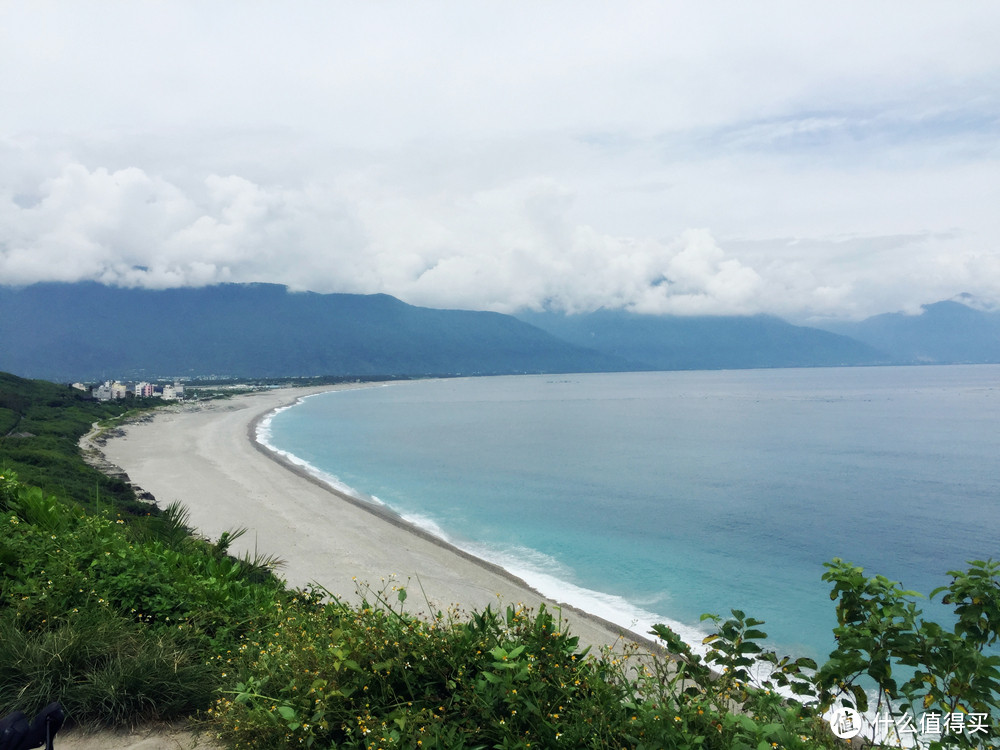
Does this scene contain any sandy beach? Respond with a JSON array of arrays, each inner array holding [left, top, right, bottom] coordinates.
[[93, 385, 648, 653]]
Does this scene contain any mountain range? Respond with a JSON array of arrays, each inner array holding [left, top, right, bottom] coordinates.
[[817, 296, 1000, 365], [515, 309, 884, 371], [1, 282, 998, 382]]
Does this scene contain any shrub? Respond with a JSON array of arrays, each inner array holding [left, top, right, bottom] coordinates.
[[210, 584, 642, 750], [0, 471, 284, 727], [815, 558, 1000, 748], [0, 609, 216, 729]]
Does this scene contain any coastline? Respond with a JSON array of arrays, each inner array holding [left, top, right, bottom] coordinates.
[[96, 385, 662, 654]]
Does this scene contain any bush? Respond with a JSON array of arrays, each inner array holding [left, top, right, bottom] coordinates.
[[0, 471, 284, 728], [815, 558, 1000, 748], [211, 585, 651, 749], [0, 609, 216, 729]]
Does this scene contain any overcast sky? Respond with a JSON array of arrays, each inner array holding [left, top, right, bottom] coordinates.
[[2, 2, 999, 321]]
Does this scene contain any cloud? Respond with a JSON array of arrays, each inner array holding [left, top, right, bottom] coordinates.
[[0, 161, 764, 315], [2, 3, 1000, 320], [0, 162, 365, 291], [4, 150, 1000, 323]]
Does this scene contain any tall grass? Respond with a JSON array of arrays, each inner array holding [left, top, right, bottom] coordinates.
[[0, 610, 216, 729], [1, 470, 286, 729]]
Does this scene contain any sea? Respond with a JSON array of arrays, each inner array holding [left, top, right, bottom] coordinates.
[[257, 365, 1000, 662]]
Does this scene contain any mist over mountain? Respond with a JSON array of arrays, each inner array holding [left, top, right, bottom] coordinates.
[[4, 282, 999, 383], [819, 296, 1000, 364], [516, 309, 886, 371], [0, 282, 625, 381]]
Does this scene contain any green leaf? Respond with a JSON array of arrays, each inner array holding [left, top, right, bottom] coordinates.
[[850, 684, 869, 712]]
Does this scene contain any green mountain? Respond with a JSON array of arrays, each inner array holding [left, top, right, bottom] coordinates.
[[15, 282, 997, 382], [819, 297, 1000, 364], [0, 282, 628, 381], [516, 309, 886, 370]]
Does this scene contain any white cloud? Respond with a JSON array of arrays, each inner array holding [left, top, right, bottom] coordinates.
[[2, 2, 1000, 320]]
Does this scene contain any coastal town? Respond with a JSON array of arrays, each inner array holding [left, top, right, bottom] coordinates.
[[73, 379, 186, 402]]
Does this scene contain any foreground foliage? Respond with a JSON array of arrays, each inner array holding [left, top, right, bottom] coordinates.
[[6, 464, 998, 748], [0, 371, 159, 513], [0, 471, 285, 728]]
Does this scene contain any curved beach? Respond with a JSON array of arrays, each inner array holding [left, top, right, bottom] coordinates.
[[96, 386, 650, 652]]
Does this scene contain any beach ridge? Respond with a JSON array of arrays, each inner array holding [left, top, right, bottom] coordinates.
[[97, 386, 659, 653]]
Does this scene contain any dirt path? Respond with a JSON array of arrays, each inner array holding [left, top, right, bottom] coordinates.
[[57, 724, 222, 750]]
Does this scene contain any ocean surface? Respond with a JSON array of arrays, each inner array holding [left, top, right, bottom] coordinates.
[[259, 366, 1000, 661]]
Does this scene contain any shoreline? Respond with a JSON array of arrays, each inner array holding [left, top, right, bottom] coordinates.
[[96, 385, 664, 654]]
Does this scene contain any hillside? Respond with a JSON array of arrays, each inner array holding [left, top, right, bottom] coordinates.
[[820, 297, 1000, 364], [0, 282, 625, 381], [516, 309, 886, 370], [0, 371, 146, 511], [8, 282, 1000, 382]]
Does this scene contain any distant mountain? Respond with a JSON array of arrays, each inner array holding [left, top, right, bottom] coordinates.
[[8, 282, 994, 383], [515, 309, 886, 370], [0, 282, 626, 381], [819, 297, 1000, 364]]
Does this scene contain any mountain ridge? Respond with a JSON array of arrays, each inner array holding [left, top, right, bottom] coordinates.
[[0, 282, 626, 381], [515, 308, 887, 371], [817, 298, 1000, 364], [3, 282, 999, 381]]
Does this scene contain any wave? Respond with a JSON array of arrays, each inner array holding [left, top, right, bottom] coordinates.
[[256, 395, 385, 505], [255, 396, 901, 745], [460, 539, 710, 650], [257, 398, 707, 651]]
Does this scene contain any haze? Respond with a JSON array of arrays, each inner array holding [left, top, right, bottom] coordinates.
[[2, 2, 999, 322]]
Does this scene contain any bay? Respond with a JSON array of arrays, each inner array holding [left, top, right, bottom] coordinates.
[[261, 365, 1000, 660]]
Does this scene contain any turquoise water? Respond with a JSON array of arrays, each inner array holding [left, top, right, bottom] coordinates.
[[260, 366, 1000, 660]]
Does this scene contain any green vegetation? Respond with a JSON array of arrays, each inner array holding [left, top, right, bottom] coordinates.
[[0, 372, 159, 514], [1, 373, 998, 748], [0, 470, 282, 728], [654, 564, 1000, 749]]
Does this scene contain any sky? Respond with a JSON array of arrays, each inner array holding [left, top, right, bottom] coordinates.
[[2, 2, 999, 322]]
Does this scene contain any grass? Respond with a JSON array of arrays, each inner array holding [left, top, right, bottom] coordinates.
[[0, 610, 215, 728], [0, 372, 158, 514]]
